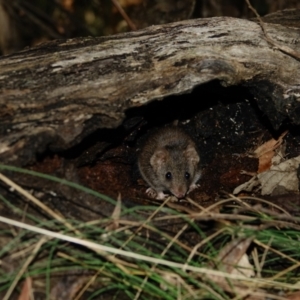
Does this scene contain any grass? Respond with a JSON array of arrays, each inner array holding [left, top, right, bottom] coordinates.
[[0, 164, 300, 299]]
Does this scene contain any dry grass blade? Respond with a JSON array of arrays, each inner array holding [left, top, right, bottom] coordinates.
[[1, 215, 297, 288], [3, 237, 47, 300], [0, 173, 81, 235], [134, 217, 193, 300], [1, 166, 300, 298]]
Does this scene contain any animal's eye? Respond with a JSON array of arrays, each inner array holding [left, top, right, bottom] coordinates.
[[185, 172, 190, 180], [165, 172, 172, 180]]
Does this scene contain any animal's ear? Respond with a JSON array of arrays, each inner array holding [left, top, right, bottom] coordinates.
[[184, 144, 200, 165], [150, 149, 168, 169]]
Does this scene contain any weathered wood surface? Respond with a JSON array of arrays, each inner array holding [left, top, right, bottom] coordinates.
[[1, 11, 300, 166]]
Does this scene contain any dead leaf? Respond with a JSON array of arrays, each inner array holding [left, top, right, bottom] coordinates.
[[231, 253, 255, 278], [233, 175, 260, 195], [212, 237, 254, 278], [103, 193, 122, 234], [50, 273, 88, 300], [234, 155, 300, 195], [254, 131, 287, 173], [203, 237, 262, 298], [258, 156, 300, 195], [18, 277, 32, 300], [286, 291, 300, 300]]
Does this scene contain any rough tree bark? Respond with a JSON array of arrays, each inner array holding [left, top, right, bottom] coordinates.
[[0, 9, 300, 166]]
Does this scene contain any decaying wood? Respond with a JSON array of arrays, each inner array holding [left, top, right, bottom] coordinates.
[[1, 10, 300, 166]]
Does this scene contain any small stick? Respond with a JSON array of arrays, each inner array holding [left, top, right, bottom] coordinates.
[[245, 0, 300, 61], [111, 0, 137, 31]]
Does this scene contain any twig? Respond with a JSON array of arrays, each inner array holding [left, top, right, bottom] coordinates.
[[111, 0, 137, 31], [245, 0, 300, 61]]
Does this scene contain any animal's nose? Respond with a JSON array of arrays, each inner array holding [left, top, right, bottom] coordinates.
[[172, 188, 186, 199], [176, 193, 185, 199]]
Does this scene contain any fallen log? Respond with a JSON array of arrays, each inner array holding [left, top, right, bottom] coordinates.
[[0, 9, 300, 166]]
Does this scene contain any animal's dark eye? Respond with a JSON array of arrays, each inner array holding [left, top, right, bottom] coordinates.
[[165, 172, 172, 180], [185, 172, 190, 180]]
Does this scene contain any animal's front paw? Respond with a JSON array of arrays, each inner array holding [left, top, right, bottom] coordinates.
[[146, 188, 168, 200], [146, 187, 157, 198], [156, 191, 169, 200]]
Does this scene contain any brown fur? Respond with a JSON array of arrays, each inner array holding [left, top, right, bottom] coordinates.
[[138, 126, 201, 199]]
